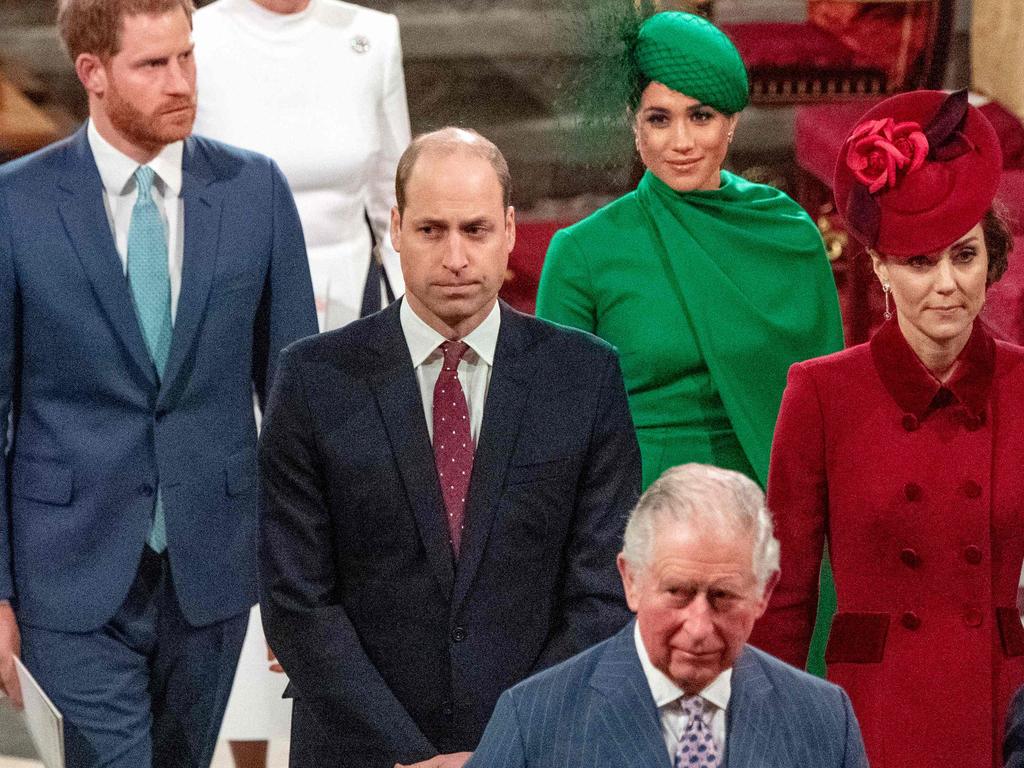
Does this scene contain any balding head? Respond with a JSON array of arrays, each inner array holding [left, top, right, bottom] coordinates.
[[395, 127, 512, 214]]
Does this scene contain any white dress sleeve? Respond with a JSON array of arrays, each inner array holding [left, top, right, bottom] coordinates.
[[366, 13, 411, 298]]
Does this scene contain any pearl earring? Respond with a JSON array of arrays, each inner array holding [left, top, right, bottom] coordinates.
[[882, 283, 892, 321]]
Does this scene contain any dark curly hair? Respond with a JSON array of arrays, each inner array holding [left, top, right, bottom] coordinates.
[[983, 203, 1014, 285]]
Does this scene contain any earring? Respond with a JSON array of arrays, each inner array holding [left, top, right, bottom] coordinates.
[[882, 283, 892, 321], [727, 130, 734, 143]]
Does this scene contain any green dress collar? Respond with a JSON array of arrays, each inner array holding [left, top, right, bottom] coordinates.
[[635, 169, 845, 485]]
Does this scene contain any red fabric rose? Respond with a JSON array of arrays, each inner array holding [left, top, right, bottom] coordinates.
[[846, 117, 929, 193]]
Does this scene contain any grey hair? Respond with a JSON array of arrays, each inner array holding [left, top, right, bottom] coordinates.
[[621, 463, 780, 588]]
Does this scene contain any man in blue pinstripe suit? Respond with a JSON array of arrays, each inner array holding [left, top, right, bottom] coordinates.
[[467, 464, 869, 768]]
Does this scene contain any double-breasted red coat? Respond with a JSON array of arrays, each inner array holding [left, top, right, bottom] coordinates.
[[750, 318, 1024, 768]]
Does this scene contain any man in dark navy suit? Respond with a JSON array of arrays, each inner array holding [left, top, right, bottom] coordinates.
[[0, 0, 317, 764], [468, 464, 870, 768], [258, 127, 641, 768]]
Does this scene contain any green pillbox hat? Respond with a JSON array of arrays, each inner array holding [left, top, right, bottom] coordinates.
[[635, 12, 749, 114]]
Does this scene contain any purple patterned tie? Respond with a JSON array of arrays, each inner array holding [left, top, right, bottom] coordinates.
[[433, 341, 474, 556], [674, 696, 720, 768]]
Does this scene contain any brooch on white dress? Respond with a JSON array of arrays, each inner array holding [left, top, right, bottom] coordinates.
[[351, 35, 370, 53]]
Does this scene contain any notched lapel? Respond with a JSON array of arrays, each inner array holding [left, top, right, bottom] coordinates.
[[58, 133, 157, 388], [724, 648, 779, 768], [589, 625, 671, 768], [368, 307, 455, 599], [451, 306, 539, 611], [159, 139, 223, 404]]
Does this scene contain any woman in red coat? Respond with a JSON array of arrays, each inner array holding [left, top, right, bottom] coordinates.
[[750, 89, 1023, 768]]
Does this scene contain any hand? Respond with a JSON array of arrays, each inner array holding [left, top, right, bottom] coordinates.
[[395, 752, 472, 768], [266, 641, 284, 674], [0, 601, 23, 709]]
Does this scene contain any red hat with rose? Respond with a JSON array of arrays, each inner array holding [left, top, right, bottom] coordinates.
[[833, 89, 1003, 258]]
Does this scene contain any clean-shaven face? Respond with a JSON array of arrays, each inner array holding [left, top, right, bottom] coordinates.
[[634, 81, 738, 193], [619, 521, 771, 694]]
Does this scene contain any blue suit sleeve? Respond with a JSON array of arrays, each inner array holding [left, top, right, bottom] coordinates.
[[532, 348, 639, 671], [466, 690, 528, 768], [0, 186, 16, 602], [1006, 685, 1024, 768], [252, 159, 318, 410], [839, 687, 869, 768], [258, 347, 436, 764]]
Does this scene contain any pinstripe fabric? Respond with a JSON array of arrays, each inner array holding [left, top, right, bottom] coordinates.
[[467, 623, 869, 768]]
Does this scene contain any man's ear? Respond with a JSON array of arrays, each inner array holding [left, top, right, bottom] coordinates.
[[617, 553, 641, 614], [504, 206, 516, 254], [390, 206, 402, 253], [754, 570, 781, 619], [76, 53, 108, 97]]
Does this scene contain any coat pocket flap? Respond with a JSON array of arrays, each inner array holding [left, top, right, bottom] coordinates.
[[505, 457, 572, 486], [12, 460, 74, 505], [224, 447, 257, 497], [824, 611, 889, 664]]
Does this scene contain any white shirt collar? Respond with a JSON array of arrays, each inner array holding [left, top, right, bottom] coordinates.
[[400, 298, 501, 368], [87, 118, 184, 198], [633, 620, 732, 713]]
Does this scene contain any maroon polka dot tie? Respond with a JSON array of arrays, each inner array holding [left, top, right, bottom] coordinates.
[[433, 340, 475, 556]]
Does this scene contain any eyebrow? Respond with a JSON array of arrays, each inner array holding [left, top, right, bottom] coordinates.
[[411, 216, 494, 228], [950, 236, 981, 249]]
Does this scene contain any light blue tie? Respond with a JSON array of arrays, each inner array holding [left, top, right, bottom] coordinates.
[[127, 165, 171, 553]]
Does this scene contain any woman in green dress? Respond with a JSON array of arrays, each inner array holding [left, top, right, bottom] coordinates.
[[536, 10, 844, 491]]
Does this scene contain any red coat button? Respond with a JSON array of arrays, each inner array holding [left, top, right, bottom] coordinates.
[[902, 414, 919, 432], [964, 480, 982, 499], [964, 546, 983, 564], [904, 483, 922, 502], [963, 607, 983, 627], [963, 412, 984, 431], [899, 548, 921, 567], [901, 611, 921, 630]]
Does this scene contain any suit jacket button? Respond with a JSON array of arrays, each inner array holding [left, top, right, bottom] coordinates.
[[442, 702, 454, 717], [964, 545, 983, 565], [138, 483, 154, 497], [964, 480, 982, 499], [899, 548, 921, 568], [904, 483, 922, 502], [901, 414, 919, 432], [901, 611, 921, 630], [451, 627, 466, 642], [963, 607, 983, 627]]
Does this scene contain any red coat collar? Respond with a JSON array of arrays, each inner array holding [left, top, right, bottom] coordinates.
[[870, 318, 995, 422]]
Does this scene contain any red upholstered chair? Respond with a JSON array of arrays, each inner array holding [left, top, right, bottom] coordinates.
[[499, 220, 572, 315], [794, 97, 1024, 345], [719, 0, 954, 105]]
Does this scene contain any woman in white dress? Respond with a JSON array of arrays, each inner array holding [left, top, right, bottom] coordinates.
[[193, 0, 411, 332], [191, 1, 411, 765]]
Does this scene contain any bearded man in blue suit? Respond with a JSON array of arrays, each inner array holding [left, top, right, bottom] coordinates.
[[468, 464, 870, 768], [0, 0, 317, 764]]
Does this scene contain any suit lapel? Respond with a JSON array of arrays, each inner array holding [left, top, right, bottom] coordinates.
[[368, 304, 455, 599], [724, 647, 778, 768], [451, 303, 538, 611], [58, 128, 157, 388], [589, 623, 672, 768], [158, 137, 223, 405]]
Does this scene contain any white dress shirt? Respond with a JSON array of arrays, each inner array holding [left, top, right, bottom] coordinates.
[[400, 299, 500, 445], [634, 621, 732, 761], [87, 119, 185, 322]]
